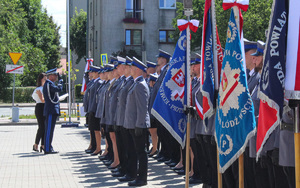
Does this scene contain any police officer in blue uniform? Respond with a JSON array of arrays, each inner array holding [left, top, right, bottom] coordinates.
[[42, 68, 63, 154]]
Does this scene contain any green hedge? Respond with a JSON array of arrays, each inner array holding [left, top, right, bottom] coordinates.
[[2, 87, 36, 103]]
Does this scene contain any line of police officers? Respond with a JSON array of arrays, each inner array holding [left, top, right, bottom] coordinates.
[[82, 45, 296, 187]]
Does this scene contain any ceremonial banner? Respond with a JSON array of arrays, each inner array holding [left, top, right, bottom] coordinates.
[[81, 58, 93, 93], [285, 0, 300, 99], [199, 0, 223, 129], [215, 9, 256, 173], [256, 0, 288, 159], [152, 29, 187, 147]]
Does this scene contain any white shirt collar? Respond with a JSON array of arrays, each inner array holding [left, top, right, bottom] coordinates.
[[249, 68, 255, 77]]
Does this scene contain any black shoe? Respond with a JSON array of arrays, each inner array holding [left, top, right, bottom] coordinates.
[[171, 166, 183, 171], [118, 175, 135, 182], [40, 146, 44, 152], [91, 150, 102, 156], [33, 145, 39, 152], [189, 177, 202, 184], [111, 167, 120, 173], [128, 179, 147, 187], [153, 152, 162, 159], [168, 162, 178, 167], [108, 164, 119, 170], [44, 150, 59, 155], [148, 150, 158, 157], [164, 159, 173, 165], [157, 157, 169, 162], [99, 155, 108, 161], [85, 149, 95, 154], [174, 169, 185, 175], [104, 160, 113, 166], [112, 171, 125, 177]]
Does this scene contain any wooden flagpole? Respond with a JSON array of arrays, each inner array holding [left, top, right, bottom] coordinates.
[[233, 5, 245, 188], [294, 103, 300, 188], [184, 9, 193, 188], [211, 0, 222, 187]]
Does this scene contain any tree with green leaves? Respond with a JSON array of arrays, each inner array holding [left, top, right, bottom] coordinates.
[[0, 0, 61, 99], [172, 0, 273, 50], [70, 8, 87, 64]]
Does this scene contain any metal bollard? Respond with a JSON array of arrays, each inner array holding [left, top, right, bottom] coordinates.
[[77, 103, 80, 120]]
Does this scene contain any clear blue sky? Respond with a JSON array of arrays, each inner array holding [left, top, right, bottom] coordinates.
[[41, 0, 66, 47]]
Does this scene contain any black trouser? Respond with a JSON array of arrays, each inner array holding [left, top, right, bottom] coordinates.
[[266, 150, 288, 188], [157, 119, 180, 162], [88, 113, 97, 150], [196, 134, 218, 188], [195, 135, 211, 184], [129, 129, 148, 182], [103, 124, 113, 160], [253, 156, 270, 188], [35, 103, 45, 145], [115, 126, 126, 174], [244, 147, 257, 188], [122, 128, 137, 178], [283, 166, 295, 188], [190, 138, 202, 179], [44, 114, 58, 152]]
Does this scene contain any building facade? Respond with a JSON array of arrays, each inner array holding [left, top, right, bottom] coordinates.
[[87, 0, 181, 66]]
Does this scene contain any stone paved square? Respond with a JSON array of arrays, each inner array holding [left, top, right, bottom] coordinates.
[[0, 121, 202, 188]]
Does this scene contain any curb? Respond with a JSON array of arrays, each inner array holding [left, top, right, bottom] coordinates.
[[0, 121, 81, 126]]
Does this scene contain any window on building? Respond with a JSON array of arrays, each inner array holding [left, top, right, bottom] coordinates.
[[159, 0, 176, 9], [159, 30, 174, 43], [125, 29, 142, 45]]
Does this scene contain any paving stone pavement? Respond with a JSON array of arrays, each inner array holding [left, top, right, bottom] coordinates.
[[0, 120, 203, 188]]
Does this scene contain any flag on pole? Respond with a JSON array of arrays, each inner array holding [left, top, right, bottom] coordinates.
[[199, 0, 223, 129], [81, 58, 93, 93], [256, 0, 288, 159], [285, 0, 300, 99], [151, 29, 187, 147], [152, 19, 199, 147], [215, 9, 256, 173]]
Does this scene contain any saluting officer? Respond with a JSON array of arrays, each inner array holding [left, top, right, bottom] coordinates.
[[43, 68, 63, 154], [121, 57, 150, 187]]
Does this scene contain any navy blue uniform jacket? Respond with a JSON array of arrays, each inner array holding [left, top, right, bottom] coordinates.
[[43, 79, 63, 116]]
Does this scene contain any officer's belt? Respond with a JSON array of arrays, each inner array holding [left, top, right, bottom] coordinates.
[[280, 122, 294, 132]]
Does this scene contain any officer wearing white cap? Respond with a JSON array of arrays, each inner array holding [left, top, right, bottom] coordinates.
[[120, 57, 150, 186], [100, 62, 116, 166], [113, 56, 134, 178], [87, 65, 103, 156], [105, 56, 127, 170], [95, 64, 113, 161], [42, 68, 63, 154]]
